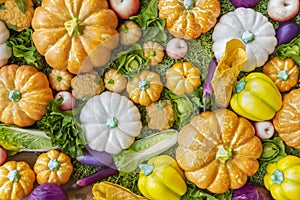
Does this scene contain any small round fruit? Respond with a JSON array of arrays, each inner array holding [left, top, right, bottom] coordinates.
[[254, 121, 275, 139], [267, 0, 300, 22], [166, 38, 188, 59], [54, 91, 76, 111], [0, 147, 7, 166]]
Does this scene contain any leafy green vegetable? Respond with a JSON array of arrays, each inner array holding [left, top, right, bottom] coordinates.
[[37, 98, 85, 158], [276, 34, 300, 65], [0, 124, 55, 155], [259, 137, 287, 167], [112, 129, 178, 173], [129, 0, 167, 42], [14, 0, 28, 13], [0, 3, 5, 9], [116, 44, 149, 79], [248, 164, 267, 186], [72, 160, 100, 180]]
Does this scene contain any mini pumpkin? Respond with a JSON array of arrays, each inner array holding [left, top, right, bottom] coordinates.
[[127, 70, 163, 106], [80, 91, 142, 154], [49, 69, 74, 91], [34, 149, 73, 185], [176, 109, 262, 194], [104, 68, 128, 93], [0, 161, 35, 200], [31, 0, 119, 74], [166, 62, 201, 95], [262, 57, 299, 92], [119, 21, 142, 46], [142, 41, 164, 66], [0, 64, 53, 127], [273, 88, 300, 149], [0, 20, 12, 67], [158, 0, 220, 39]]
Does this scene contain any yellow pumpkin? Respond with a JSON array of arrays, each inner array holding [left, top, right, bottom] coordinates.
[[126, 70, 163, 106], [166, 62, 201, 95], [34, 149, 73, 185], [0, 64, 53, 127], [158, 0, 221, 39], [273, 88, 300, 149], [0, 161, 35, 200], [176, 109, 262, 194], [31, 0, 119, 74]]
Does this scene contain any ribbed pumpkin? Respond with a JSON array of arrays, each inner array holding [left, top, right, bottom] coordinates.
[[0, 65, 53, 127], [31, 0, 119, 74], [158, 0, 220, 39], [273, 88, 300, 149], [176, 109, 262, 194]]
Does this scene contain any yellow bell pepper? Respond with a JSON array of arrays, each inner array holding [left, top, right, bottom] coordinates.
[[138, 155, 187, 200], [230, 72, 282, 121], [264, 155, 300, 200]]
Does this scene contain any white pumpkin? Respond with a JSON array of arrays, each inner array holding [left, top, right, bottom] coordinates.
[[80, 91, 142, 154], [0, 20, 12, 67], [212, 8, 277, 72]]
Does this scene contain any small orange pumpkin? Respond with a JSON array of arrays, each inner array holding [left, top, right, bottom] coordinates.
[[262, 57, 299, 92]]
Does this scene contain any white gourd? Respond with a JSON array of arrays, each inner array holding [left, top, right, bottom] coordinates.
[[80, 91, 142, 154], [0, 20, 12, 67]]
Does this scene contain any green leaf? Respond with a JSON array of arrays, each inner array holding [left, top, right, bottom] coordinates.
[[14, 0, 28, 13], [0, 3, 5, 9]]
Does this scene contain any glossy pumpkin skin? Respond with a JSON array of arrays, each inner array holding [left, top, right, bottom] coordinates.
[[119, 21, 142, 46], [34, 149, 73, 185], [32, 0, 119, 74], [166, 62, 201, 95], [127, 70, 163, 106], [49, 69, 74, 91], [142, 41, 164, 66], [0, 161, 35, 200], [230, 72, 282, 121], [264, 155, 300, 200], [273, 88, 300, 149], [0, 65, 53, 127], [104, 68, 128, 93], [262, 57, 299, 92], [176, 109, 262, 194], [158, 0, 220, 39]]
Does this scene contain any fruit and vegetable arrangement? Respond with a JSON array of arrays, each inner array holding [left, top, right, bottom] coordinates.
[[0, 0, 299, 199]]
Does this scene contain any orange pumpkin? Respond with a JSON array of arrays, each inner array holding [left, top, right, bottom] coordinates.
[[273, 88, 300, 149], [176, 109, 262, 194], [158, 0, 220, 39], [262, 57, 299, 92], [31, 0, 119, 74], [0, 65, 53, 127]]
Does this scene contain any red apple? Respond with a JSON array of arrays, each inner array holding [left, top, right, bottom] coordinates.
[[254, 121, 275, 139], [166, 38, 188, 59], [55, 91, 76, 111], [0, 146, 7, 166], [267, 0, 299, 22], [109, 0, 140, 19]]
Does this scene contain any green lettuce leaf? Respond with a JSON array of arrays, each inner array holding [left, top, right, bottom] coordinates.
[[276, 34, 300, 65]]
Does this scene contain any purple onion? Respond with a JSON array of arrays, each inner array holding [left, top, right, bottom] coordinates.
[[232, 184, 273, 200], [276, 21, 300, 46], [28, 183, 68, 200], [229, 0, 260, 8]]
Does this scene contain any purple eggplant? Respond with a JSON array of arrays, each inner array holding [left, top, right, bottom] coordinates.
[[276, 21, 300, 46], [229, 0, 260, 8], [76, 148, 114, 168]]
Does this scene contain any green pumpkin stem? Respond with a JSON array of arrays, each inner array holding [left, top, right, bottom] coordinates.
[[235, 80, 246, 93], [277, 70, 289, 81], [216, 145, 232, 163], [64, 16, 84, 36], [9, 90, 22, 102], [139, 163, 155, 176], [271, 169, 284, 185]]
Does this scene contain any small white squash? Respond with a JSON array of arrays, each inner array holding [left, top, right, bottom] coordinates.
[[80, 91, 142, 154], [212, 8, 277, 72], [0, 20, 12, 67]]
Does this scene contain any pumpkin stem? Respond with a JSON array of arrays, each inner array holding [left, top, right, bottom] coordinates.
[[64, 16, 84, 36], [149, 50, 156, 57], [183, 0, 195, 9], [139, 163, 155, 176], [48, 159, 61, 171], [121, 25, 129, 33], [271, 169, 284, 185], [241, 30, 255, 43], [8, 170, 20, 182], [139, 79, 150, 90], [106, 117, 118, 129], [216, 145, 232, 163], [9, 89, 22, 102], [235, 80, 246, 93], [278, 70, 289, 81]]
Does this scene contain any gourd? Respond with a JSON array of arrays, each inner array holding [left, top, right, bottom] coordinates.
[[212, 8, 277, 72], [34, 149, 73, 185], [176, 109, 263, 194], [0, 20, 12, 67], [158, 0, 221, 39], [127, 70, 163, 106], [104, 68, 128, 93], [262, 57, 299, 92], [166, 62, 201, 95], [80, 91, 142, 154], [31, 0, 119, 74], [49, 69, 74, 91], [0, 64, 53, 127], [119, 21, 142, 46], [0, 161, 35, 200], [273, 88, 300, 149], [142, 41, 164, 66]]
